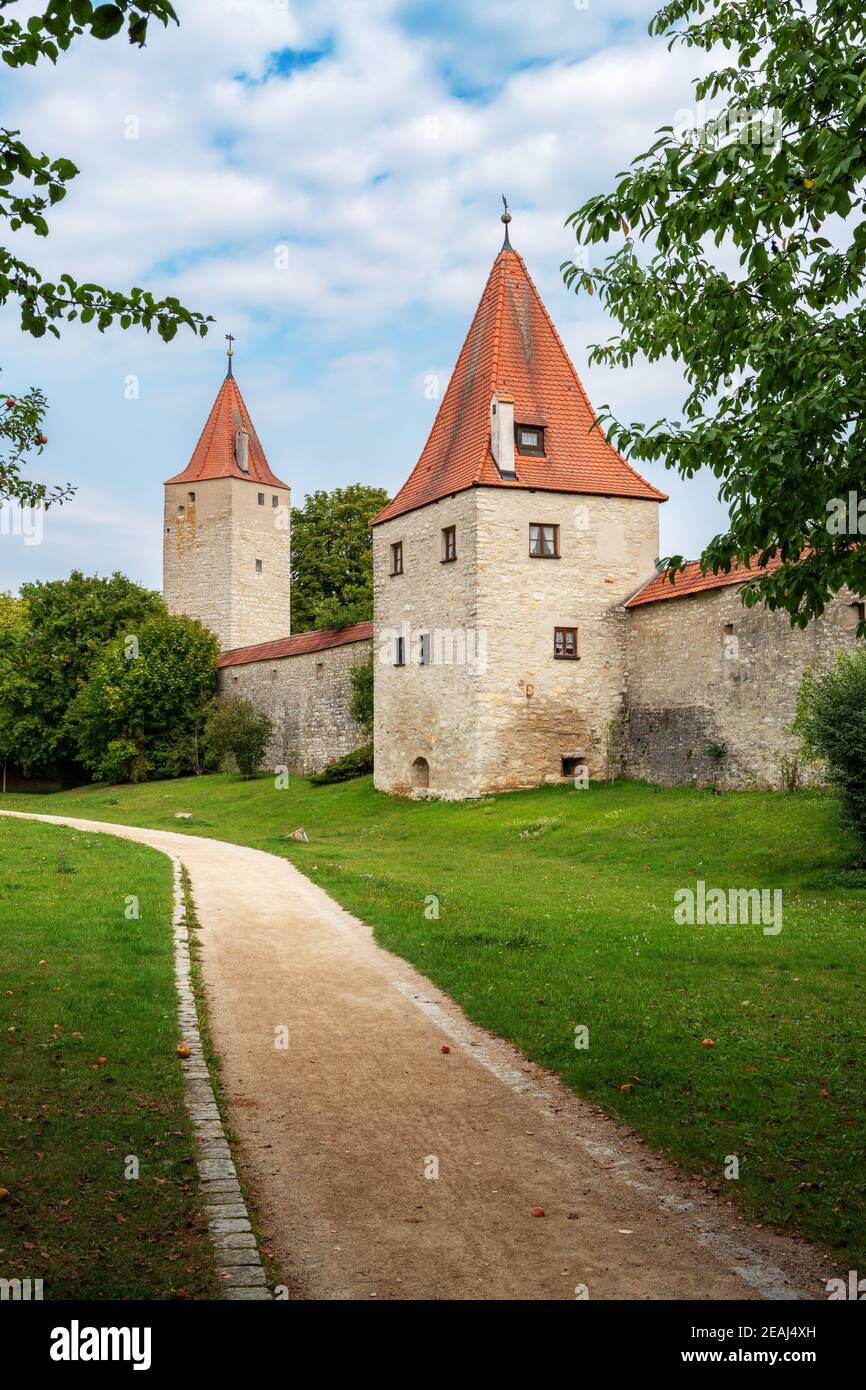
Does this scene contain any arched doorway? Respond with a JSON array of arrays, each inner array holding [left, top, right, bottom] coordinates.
[[411, 756, 430, 790]]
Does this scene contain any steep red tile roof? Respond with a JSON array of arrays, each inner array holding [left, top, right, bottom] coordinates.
[[165, 373, 289, 489], [626, 555, 785, 608], [371, 248, 666, 525], [217, 621, 373, 668]]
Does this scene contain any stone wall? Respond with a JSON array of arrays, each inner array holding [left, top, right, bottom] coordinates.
[[623, 585, 864, 789], [373, 491, 481, 798], [373, 486, 661, 799], [219, 638, 372, 775], [164, 475, 291, 651]]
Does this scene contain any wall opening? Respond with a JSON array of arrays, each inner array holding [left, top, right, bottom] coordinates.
[[561, 756, 585, 778], [411, 756, 430, 790]]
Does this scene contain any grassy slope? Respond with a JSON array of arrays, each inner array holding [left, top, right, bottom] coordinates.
[[0, 817, 218, 1300], [4, 775, 865, 1268]]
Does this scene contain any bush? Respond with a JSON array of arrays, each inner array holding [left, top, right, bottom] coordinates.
[[350, 655, 373, 735], [793, 649, 866, 853], [204, 696, 273, 779], [308, 742, 373, 785]]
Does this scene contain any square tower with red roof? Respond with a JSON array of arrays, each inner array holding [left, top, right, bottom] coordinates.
[[163, 361, 291, 652], [371, 227, 666, 799]]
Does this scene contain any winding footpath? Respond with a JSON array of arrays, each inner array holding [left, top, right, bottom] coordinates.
[[2, 810, 836, 1301]]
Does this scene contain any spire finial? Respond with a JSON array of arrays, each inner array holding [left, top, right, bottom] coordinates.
[[225, 332, 235, 378], [501, 194, 513, 251]]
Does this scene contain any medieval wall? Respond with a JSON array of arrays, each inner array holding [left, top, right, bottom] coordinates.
[[471, 490, 660, 793], [373, 490, 481, 798], [373, 486, 660, 799], [218, 638, 372, 775], [623, 585, 864, 789], [164, 475, 291, 651]]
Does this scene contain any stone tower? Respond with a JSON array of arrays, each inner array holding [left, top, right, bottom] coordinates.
[[371, 223, 666, 799], [163, 361, 291, 652]]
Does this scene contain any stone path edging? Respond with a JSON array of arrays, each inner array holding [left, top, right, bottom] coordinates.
[[171, 855, 273, 1300]]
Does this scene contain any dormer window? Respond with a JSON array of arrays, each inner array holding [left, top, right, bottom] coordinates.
[[235, 429, 250, 472], [516, 425, 545, 456]]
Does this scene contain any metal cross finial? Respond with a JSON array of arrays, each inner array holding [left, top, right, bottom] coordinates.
[[501, 194, 513, 251], [225, 332, 235, 378]]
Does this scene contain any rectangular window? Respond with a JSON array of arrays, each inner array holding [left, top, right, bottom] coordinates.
[[394, 635, 406, 666], [530, 523, 559, 558], [516, 425, 545, 456], [188, 491, 195, 505], [255, 558, 263, 573], [419, 632, 431, 665], [258, 492, 265, 505], [442, 526, 457, 562], [390, 541, 403, 575], [272, 495, 279, 508], [554, 627, 578, 659]]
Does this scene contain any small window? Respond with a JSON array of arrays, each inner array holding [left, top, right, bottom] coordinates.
[[843, 600, 865, 631], [255, 558, 263, 573], [516, 425, 545, 456], [390, 541, 404, 576], [442, 526, 457, 563], [530, 523, 559, 558], [412, 756, 430, 790], [554, 627, 578, 659], [724, 622, 735, 635], [561, 757, 585, 778], [394, 635, 406, 666], [177, 504, 185, 517], [258, 492, 265, 506], [272, 495, 279, 508], [316, 661, 324, 680], [419, 633, 431, 666], [270, 669, 278, 683], [188, 491, 196, 505]]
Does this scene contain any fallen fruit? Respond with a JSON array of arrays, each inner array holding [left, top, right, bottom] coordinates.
[[0, 1188, 10, 1201], [96, 1057, 107, 1065], [532, 1207, 545, 1218], [440, 1045, 450, 1054], [702, 1038, 715, 1047], [176, 1044, 191, 1058]]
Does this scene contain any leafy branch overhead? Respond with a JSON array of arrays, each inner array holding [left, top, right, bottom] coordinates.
[[563, 0, 866, 628], [0, 2, 211, 504]]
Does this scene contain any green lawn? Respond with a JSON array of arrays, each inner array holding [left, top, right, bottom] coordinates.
[[4, 775, 866, 1269], [0, 817, 218, 1300]]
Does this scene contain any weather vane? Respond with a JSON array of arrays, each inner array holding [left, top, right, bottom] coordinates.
[[501, 194, 513, 251], [226, 332, 235, 378]]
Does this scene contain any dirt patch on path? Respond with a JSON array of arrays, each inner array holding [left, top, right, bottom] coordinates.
[[2, 811, 840, 1301]]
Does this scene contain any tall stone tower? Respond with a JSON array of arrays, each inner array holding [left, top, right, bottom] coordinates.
[[371, 214, 666, 799], [163, 356, 291, 652]]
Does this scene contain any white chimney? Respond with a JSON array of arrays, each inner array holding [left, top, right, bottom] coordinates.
[[490, 391, 515, 476]]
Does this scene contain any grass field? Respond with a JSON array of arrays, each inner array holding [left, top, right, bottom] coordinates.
[[4, 774, 865, 1269], [0, 817, 218, 1300]]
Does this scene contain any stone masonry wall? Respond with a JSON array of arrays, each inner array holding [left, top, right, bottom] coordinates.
[[623, 585, 864, 789], [219, 638, 372, 776], [164, 475, 291, 651], [472, 490, 660, 793], [373, 491, 481, 798], [373, 486, 660, 799]]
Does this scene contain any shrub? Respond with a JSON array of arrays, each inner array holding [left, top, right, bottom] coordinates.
[[793, 649, 866, 853], [350, 655, 373, 735], [204, 696, 273, 779], [308, 742, 373, 785]]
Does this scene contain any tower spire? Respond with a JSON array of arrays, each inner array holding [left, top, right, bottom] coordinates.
[[225, 332, 235, 378], [500, 194, 513, 251]]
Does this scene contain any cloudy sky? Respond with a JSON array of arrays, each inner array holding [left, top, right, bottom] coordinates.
[[0, 0, 728, 592]]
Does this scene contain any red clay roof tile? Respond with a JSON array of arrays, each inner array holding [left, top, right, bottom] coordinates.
[[165, 373, 289, 489], [626, 555, 785, 608], [371, 248, 666, 525], [217, 621, 373, 668]]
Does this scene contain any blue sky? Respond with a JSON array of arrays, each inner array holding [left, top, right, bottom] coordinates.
[[0, 0, 727, 593]]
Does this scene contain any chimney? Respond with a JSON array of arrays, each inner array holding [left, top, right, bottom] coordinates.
[[490, 391, 515, 477]]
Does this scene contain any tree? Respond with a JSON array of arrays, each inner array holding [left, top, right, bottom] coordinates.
[[1, 2, 210, 505], [563, 0, 866, 631], [70, 612, 219, 782], [203, 696, 272, 780], [350, 654, 373, 736], [793, 649, 866, 855], [291, 485, 390, 632], [0, 590, 26, 790], [2, 571, 164, 781]]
